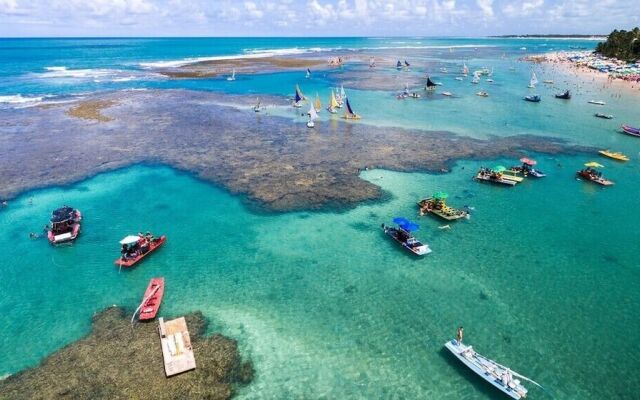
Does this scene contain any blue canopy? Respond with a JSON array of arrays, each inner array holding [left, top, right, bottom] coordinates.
[[392, 217, 420, 232]]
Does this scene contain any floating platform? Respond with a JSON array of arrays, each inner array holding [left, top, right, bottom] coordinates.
[[158, 317, 196, 377], [417, 198, 468, 221]]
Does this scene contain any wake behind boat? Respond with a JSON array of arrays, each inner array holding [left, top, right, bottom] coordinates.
[[445, 337, 533, 399]]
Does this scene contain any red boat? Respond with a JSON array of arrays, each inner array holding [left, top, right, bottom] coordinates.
[[47, 206, 82, 245], [576, 169, 614, 186], [114, 233, 166, 268], [138, 277, 165, 321]]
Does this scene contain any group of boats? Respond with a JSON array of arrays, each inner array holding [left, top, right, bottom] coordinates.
[[474, 158, 546, 187], [292, 84, 360, 125]]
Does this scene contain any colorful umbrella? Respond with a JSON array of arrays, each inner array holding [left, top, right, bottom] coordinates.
[[493, 165, 507, 172], [584, 162, 604, 168], [520, 157, 537, 165], [432, 191, 449, 200]]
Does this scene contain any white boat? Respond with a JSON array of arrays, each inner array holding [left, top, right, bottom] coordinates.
[[543, 79, 554, 84], [440, 67, 448, 73], [307, 102, 318, 128], [441, 91, 453, 96], [445, 339, 539, 400], [455, 77, 464, 81], [476, 91, 489, 97], [226, 69, 236, 81], [471, 72, 480, 84], [527, 71, 538, 88], [588, 100, 606, 105]]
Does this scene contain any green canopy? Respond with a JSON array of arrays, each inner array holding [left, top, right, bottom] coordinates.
[[493, 165, 507, 172], [432, 191, 449, 200]]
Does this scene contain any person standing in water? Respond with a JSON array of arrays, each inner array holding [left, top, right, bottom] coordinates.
[[456, 326, 464, 344]]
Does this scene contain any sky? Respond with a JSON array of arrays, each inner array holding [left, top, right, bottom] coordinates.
[[0, 0, 638, 37]]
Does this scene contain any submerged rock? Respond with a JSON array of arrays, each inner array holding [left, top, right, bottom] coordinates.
[[0, 307, 252, 400]]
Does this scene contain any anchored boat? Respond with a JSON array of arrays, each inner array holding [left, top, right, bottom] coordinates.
[[509, 158, 546, 178], [555, 90, 571, 99], [137, 277, 165, 321], [475, 166, 517, 186], [599, 150, 629, 162], [576, 162, 614, 186], [594, 113, 613, 119], [524, 95, 540, 102], [47, 206, 82, 245], [445, 338, 537, 399], [417, 192, 468, 221], [382, 218, 431, 256], [115, 233, 166, 268], [621, 124, 640, 137]]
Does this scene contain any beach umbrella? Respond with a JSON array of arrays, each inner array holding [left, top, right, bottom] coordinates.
[[432, 191, 449, 200], [493, 165, 507, 172], [584, 162, 604, 168], [520, 157, 537, 165]]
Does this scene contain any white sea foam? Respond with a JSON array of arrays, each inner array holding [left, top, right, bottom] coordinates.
[[0, 94, 45, 104], [34, 66, 162, 83]]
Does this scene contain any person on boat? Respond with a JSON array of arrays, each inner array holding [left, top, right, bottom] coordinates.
[[456, 326, 464, 344]]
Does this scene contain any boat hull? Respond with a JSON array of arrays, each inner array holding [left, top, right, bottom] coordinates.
[[139, 277, 165, 321], [115, 235, 167, 268], [381, 225, 431, 256], [621, 125, 640, 137], [48, 210, 82, 245], [474, 174, 517, 186]]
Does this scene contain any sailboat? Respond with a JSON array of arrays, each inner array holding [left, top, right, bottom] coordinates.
[[343, 98, 360, 120], [369, 57, 376, 68], [404, 60, 410, 68], [337, 85, 346, 107], [305, 68, 311, 79], [425, 76, 437, 90], [471, 71, 480, 84], [293, 84, 305, 108], [253, 97, 262, 112], [314, 93, 322, 112], [327, 89, 339, 113], [307, 102, 319, 128], [226, 69, 236, 81], [462, 63, 469, 76], [528, 71, 538, 88], [396, 60, 403, 70]]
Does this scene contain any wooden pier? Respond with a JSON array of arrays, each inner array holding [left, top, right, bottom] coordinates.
[[158, 317, 196, 377]]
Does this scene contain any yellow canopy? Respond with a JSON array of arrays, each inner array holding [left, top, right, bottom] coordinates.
[[584, 162, 604, 168]]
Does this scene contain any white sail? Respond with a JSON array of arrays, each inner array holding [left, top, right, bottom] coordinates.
[[529, 71, 538, 87], [308, 102, 319, 120], [463, 63, 469, 75], [340, 84, 346, 99]]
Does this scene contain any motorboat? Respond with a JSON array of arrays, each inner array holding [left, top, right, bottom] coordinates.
[[576, 162, 614, 186], [594, 113, 613, 119], [381, 218, 431, 256], [441, 91, 453, 96], [47, 206, 82, 245], [555, 90, 571, 99], [524, 95, 540, 102], [115, 233, 166, 268]]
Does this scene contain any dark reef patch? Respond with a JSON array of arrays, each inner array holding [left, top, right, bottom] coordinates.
[[0, 306, 252, 400], [0, 89, 591, 212]]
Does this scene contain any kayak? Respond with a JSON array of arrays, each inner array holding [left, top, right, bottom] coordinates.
[[138, 277, 165, 321]]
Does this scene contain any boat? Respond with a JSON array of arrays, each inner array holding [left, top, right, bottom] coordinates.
[[314, 93, 322, 112], [404, 60, 410, 68], [474, 166, 517, 186], [425, 76, 437, 90], [381, 218, 431, 256], [441, 91, 453, 96], [307, 102, 318, 128], [599, 150, 629, 161], [445, 338, 535, 400], [509, 157, 546, 178], [588, 100, 606, 105], [305, 68, 311, 79], [576, 162, 614, 186], [47, 206, 82, 245], [114, 233, 167, 268], [499, 169, 525, 183], [137, 277, 165, 321], [594, 113, 613, 119], [527, 71, 538, 88], [486, 78, 494, 83], [396, 60, 403, 70], [327, 89, 339, 113], [293, 84, 305, 108], [543, 79, 554, 84], [440, 67, 448, 73], [621, 124, 640, 137], [471, 72, 480, 84], [462, 63, 469, 76], [226, 69, 236, 81], [253, 97, 262, 112], [555, 90, 571, 99], [476, 91, 489, 97], [369, 57, 376, 68], [455, 77, 464, 81], [524, 95, 540, 102], [417, 192, 468, 221], [342, 98, 361, 120], [338, 85, 346, 107]]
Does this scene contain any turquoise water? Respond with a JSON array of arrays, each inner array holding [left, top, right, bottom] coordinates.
[[1, 37, 640, 399]]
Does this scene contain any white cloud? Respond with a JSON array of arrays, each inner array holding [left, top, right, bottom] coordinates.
[[503, 0, 543, 18], [244, 1, 264, 18], [476, 0, 493, 18]]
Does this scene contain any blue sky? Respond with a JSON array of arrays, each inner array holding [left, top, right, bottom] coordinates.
[[0, 0, 638, 37]]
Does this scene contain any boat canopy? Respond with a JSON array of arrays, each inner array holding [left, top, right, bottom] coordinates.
[[50, 206, 75, 223], [584, 162, 604, 168], [520, 157, 537, 165], [120, 235, 141, 245], [392, 217, 420, 232]]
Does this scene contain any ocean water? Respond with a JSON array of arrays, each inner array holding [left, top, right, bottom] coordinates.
[[1, 37, 640, 399]]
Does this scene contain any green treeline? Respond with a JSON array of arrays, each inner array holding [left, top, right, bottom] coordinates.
[[595, 28, 640, 62]]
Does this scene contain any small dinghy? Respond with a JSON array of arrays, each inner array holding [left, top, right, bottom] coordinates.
[[137, 277, 165, 321], [588, 100, 605, 105], [555, 90, 571, 99], [47, 206, 82, 245], [115, 233, 166, 268], [476, 91, 488, 97], [594, 113, 613, 119], [524, 95, 540, 102], [621, 124, 640, 137], [381, 218, 431, 256], [445, 338, 538, 399]]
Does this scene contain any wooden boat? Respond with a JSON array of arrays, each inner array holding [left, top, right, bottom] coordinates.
[[576, 169, 614, 186], [115, 234, 166, 268], [342, 98, 361, 120], [445, 339, 532, 400], [381, 219, 431, 256], [523, 95, 540, 102], [588, 100, 605, 105], [47, 206, 82, 245], [417, 197, 468, 221], [594, 113, 613, 119], [474, 168, 517, 186], [138, 277, 165, 321], [621, 124, 640, 137], [555, 90, 571, 99], [599, 150, 629, 161]]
